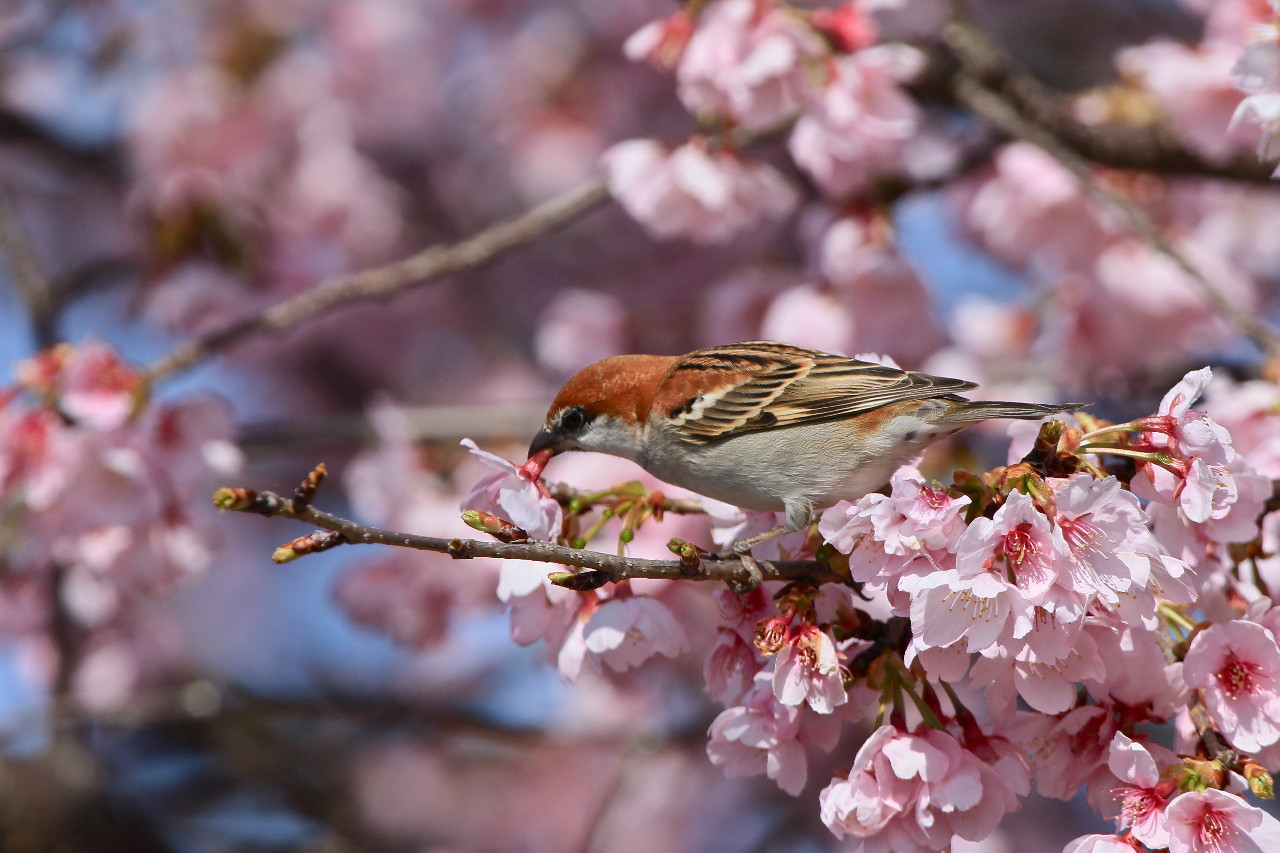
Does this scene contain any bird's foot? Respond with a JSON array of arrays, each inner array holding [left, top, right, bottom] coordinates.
[[725, 544, 765, 594]]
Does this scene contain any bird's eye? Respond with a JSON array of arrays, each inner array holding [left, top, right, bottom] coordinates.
[[559, 406, 590, 433]]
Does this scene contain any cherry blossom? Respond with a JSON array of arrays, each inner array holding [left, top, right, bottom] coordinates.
[[623, 9, 694, 72], [820, 724, 1030, 850], [968, 632, 1104, 716], [705, 627, 761, 705], [1182, 619, 1280, 753], [910, 491, 1085, 657], [57, 340, 145, 431], [0, 339, 242, 713], [496, 558, 583, 655], [676, 0, 828, 132], [772, 623, 847, 713], [1165, 788, 1280, 853], [1050, 474, 1155, 604], [601, 138, 798, 242], [581, 594, 688, 673], [1229, 2, 1280, 172], [1013, 705, 1117, 802], [1203, 373, 1280, 478], [333, 556, 457, 649], [1106, 732, 1177, 848], [707, 672, 841, 795], [1118, 41, 1248, 164], [459, 438, 562, 541], [1082, 613, 1188, 716], [1061, 835, 1142, 853], [812, 212, 946, 365], [953, 142, 1115, 277], [821, 474, 968, 615], [956, 491, 1069, 600], [874, 476, 971, 556], [1131, 367, 1253, 525], [789, 44, 924, 196]]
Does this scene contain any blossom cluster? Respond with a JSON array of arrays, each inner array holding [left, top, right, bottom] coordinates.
[[0, 341, 241, 710], [1230, 0, 1280, 175], [604, 0, 933, 244], [9, 0, 1280, 848], [597, 0, 1280, 390], [461, 366, 1280, 852]]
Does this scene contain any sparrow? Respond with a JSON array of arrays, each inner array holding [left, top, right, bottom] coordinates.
[[526, 341, 1082, 554]]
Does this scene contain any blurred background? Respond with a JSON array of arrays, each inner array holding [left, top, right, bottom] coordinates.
[[0, 0, 1277, 850]]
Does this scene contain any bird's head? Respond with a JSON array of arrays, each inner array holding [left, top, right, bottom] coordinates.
[[524, 353, 674, 477]]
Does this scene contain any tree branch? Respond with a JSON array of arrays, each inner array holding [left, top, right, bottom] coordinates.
[[942, 24, 1280, 358], [955, 72, 1280, 359], [940, 14, 1275, 183], [212, 484, 847, 588], [142, 177, 610, 384]]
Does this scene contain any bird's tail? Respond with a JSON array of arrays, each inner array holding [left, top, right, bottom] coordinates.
[[952, 400, 1087, 423]]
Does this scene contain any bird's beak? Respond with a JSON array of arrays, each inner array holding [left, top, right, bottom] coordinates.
[[522, 429, 568, 480], [527, 427, 566, 459]]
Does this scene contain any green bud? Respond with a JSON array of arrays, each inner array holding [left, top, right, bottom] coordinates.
[[461, 509, 494, 532], [548, 570, 611, 591]]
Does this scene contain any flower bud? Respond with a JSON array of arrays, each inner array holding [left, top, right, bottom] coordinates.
[[212, 487, 281, 515], [291, 463, 327, 509], [548, 570, 611, 591], [272, 530, 344, 563], [461, 509, 529, 542], [1178, 757, 1227, 793], [1243, 760, 1274, 799]]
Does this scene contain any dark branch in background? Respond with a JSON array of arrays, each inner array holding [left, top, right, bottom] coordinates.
[[211, 468, 847, 589], [142, 177, 610, 383], [0, 106, 126, 180], [0, 182, 56, 347], [940, 13, 1275, 183], [941, 9, 1280, 360]]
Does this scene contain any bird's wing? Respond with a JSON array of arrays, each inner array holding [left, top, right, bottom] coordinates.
[[655, 341, 977, 443]]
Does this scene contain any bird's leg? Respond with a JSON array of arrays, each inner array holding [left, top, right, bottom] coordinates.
[[728, 498, 813, 555], [723, 500, 813, 593], [730, 524, 795, 554]]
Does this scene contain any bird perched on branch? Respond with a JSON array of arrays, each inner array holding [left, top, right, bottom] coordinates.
[[526, 341, 1082, 553]]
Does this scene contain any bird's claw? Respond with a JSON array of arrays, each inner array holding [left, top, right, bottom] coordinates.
[[726, 550, 765, 594]]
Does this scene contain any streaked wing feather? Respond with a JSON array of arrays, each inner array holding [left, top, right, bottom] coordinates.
[[660, 342, 977, 443]]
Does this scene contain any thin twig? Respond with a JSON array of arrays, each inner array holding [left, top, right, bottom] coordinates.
[[0, 182, 56, 346], [214, 486, 845, 587], [142, 177, 610, 384], [543, 481, 708, 515], [950, 71, 1280, 359]]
